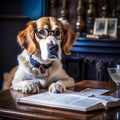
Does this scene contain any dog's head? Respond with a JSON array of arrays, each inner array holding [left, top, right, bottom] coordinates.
[[17, 17, 76, 61]]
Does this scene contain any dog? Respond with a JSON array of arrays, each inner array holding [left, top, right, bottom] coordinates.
[[3, 17, 76, 93]]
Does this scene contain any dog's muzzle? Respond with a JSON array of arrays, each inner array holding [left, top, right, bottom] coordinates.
[[47, 44, 59, 59]]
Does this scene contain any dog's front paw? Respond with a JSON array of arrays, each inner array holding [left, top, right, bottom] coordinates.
[[12, 81, 40, 93], [49, 82, 66, 93], [22, 81, 40, 93]]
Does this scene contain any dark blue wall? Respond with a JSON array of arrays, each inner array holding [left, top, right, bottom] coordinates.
[[22, 0, 47, 19]]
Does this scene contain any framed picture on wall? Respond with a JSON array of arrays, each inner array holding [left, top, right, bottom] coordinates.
[[107, 18, 118, 38], [93, 18, 108, 35]]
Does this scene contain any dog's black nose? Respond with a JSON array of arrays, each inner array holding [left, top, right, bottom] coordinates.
[[48, 44, 58, 52], [48, 44, 59, 59]]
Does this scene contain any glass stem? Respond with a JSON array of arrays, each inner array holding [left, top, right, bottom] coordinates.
[[116, 83, 120, 96]]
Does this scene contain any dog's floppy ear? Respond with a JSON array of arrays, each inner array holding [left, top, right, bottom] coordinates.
[[58, 18, 77, 55], [17, 21, 37, 55]]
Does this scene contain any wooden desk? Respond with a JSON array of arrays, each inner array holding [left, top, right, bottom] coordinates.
[[0, 80, 119, 120]]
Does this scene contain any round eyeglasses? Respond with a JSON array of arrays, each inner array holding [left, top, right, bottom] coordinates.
[[34, 28, 63, 39]]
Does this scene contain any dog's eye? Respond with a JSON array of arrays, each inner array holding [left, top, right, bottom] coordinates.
[[38, 29, 48, 38], [54, 29, 60, 37]]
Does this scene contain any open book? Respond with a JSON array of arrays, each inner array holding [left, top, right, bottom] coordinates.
[[17, 88, 120, 112]]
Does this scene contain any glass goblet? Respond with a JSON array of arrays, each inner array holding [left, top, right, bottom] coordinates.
[[107, 68, 120, 98]]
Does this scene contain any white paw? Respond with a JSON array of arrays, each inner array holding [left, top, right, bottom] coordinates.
[[12, 81, 40, 93], [49, 82, 66, 93]]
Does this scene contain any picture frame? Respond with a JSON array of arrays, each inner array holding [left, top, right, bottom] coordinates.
[[107, 18, 118, 38], [93, 18, 108, 35]]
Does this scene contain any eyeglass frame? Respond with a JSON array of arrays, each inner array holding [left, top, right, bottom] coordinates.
[[34, 28, 67, 39]]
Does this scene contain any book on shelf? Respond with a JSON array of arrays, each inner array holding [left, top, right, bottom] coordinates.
[[17, 88, 120, 112], [86, 34, 109, 39]]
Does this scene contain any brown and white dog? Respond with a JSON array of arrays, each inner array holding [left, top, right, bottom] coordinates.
[[3, 17, 76, 93]]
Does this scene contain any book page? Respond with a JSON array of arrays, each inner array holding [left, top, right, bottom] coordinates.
[[21, 92, 65, 102], [54, 97, 101, 111], [69, 88, 109, 97], [52, 95, 100, 108], [89, 95, 120, 107]]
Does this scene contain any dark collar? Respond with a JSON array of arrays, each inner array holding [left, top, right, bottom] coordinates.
[[30, 55, 52, 69]]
